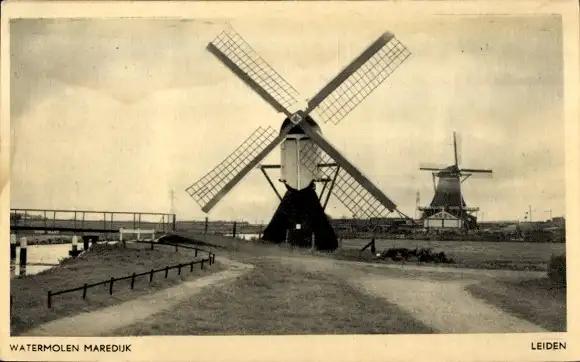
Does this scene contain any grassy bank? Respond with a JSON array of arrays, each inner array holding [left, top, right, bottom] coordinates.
[[10, 242, 222, 335], [465, 278, 566, 332], [112, 260, 434, 335]]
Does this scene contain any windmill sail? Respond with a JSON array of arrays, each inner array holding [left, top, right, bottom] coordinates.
[[305, 33, 411, 125], [207, 27, 301, 117], [299, 140, 395, 219], [186, 126, 279, 212], [297, 120, 398, 213]]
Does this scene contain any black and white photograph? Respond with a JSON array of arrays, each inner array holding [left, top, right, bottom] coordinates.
[[2, 1, 579, 361]]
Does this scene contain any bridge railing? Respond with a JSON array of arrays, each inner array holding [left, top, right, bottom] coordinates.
[[10, 208, 176, 234]]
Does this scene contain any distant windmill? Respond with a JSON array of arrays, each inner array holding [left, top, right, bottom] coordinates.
[[418, 132, 493, 230], [186, 27, 412, 250]]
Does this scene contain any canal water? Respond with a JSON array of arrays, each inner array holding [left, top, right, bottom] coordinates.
[[225, 233, 261, 241], [9, 240, 127, 278], [10, 243, 85, 278]]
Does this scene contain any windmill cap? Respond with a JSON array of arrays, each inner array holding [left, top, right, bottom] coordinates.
[[379, 31, 396, 42], [280, 115, 321, 135], [437, 165, 459, 175]]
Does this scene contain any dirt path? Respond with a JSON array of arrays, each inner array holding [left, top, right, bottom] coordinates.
[[353, 277, 547, 333], [274, 255, 548, 333], [22, 257, 253, 336]]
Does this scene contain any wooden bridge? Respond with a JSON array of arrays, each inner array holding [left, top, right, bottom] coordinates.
[[9, 208, 176, 235]]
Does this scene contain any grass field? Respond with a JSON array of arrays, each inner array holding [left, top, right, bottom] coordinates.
[[111, 259, 434, 335], [10, 242, 222, 335], [338, 238, 565, 271], [466, 277, 567, 331], [176, 233, 564, 272]]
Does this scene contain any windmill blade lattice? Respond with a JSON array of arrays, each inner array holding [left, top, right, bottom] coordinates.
[[186, 126, 277, 209], [300, 142, 393, 219], [209, 28, 301, 115], [307, 36, 411, 125]]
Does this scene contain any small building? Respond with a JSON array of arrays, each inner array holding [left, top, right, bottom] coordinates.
[[423, 210, 462, 229]]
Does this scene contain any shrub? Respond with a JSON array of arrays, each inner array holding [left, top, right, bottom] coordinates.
[[378, 247, 453, 264], [548, 253, 566, 286]]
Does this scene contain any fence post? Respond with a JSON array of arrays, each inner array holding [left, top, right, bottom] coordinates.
[[165, 266, 169, 278], [19, 237, 28, 267], [204, 217, 208, 235], [150, 269, 154, 282], [10, 234, 17, 260], [232, 222, 237, 238], [150, 242, 154, 250], [82, 283, 88, 299], [109, 277, 114, 295], [47, 291, 52, 308], [195, 249, 198, 257], [175, 244, 178, 252], [209, 253, 212, 265], [178, 264, 182, 275], [190, 261, 194, 272], [71, 235, 79, 256], [201, 259, 205, 269], [131, 273, 136, 289]]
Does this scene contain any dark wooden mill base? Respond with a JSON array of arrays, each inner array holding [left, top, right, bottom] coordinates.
[[262, 182, 338, 251]]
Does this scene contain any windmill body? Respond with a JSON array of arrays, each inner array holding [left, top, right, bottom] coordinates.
[[262, 116, 331, 248], [280, 117, 321, 190], [419, 133, 492, 230], [186, 27, 412, 250]]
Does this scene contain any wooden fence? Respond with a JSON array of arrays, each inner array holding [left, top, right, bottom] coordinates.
[[47, 252, 216, 308]]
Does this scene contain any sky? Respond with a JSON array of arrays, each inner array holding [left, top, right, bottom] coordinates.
[[9, 12, 565, 223]]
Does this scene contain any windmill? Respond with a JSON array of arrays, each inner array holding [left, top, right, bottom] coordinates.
[[186, 27, 412, 250], [418, 132, 493, 230]]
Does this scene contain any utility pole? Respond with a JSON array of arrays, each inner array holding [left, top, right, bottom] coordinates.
[[169, 189, 176, 215], [415, 191, 420, 220]]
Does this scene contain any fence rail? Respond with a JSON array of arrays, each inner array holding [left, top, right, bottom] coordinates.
[[47, 252, 216, 308], [156, 241, 215, 257]]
